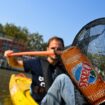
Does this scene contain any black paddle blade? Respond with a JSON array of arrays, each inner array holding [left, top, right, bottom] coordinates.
[[72, 17, 105, 73]]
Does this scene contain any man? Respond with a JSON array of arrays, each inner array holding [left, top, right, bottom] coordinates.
[[4, 36, 87, 105]]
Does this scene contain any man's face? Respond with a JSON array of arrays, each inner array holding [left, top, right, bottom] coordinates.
[[47, 39, 64, 63]]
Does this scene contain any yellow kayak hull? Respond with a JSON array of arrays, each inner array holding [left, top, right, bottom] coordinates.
[[9, 74, 38, 105]]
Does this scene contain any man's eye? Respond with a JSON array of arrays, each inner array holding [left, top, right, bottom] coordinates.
[[50, 47, 62, 51], [51, 47, 55, 50]]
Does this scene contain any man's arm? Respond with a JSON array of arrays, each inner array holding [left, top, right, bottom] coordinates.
[[4, 50, 24, 71]]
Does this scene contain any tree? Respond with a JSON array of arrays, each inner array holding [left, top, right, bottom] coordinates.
[[3, 23, 28, 43], [0, 24, 4, 36], [27, 33, 46, 51]]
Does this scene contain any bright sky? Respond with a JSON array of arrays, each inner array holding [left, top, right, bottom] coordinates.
[[0, 0, 105, 46]]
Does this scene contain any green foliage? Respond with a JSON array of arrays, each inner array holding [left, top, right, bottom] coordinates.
[[0, 24, 4, 36], [0, 23, 47, 51], [3, 23, 28, 43], [27, 33, 47, 51]]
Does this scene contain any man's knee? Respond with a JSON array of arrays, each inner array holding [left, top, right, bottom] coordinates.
[[57, 74, 69, 79], [55, 74, 70, 83]]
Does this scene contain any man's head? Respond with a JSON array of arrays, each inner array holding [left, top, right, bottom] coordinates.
[[47, 36, 64, 64], [47, 36, 64, 49]]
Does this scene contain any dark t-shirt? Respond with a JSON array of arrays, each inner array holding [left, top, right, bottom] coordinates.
[[23, 57, 66, 102]]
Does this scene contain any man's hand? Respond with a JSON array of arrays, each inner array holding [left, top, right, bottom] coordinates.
[[4, 50, 24, 69], [4, 50, 14, 57]]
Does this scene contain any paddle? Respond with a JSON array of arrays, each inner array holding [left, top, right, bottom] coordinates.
[[60, 17, 105, 105]]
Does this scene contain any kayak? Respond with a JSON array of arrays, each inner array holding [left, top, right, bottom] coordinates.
[[9, 73, 38, 105]]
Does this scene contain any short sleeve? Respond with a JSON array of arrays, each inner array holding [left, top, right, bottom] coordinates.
[[23, 57, 40, 72]]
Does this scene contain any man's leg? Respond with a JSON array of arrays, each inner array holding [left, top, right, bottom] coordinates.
[[41, 74, 75, 105]]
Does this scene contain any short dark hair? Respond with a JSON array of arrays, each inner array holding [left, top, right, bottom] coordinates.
[[47, 36, 64, 47]]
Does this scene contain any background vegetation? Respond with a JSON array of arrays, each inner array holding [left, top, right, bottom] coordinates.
[[0, 23, 47, 51]]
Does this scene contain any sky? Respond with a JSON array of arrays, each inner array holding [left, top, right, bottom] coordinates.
[[0, 0, 105, 46]]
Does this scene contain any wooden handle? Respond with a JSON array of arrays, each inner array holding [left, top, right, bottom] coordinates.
[[8, 51, 62, 56]]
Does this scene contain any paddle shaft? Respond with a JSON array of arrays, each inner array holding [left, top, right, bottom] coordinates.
[[8, 51, 62, 56]]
